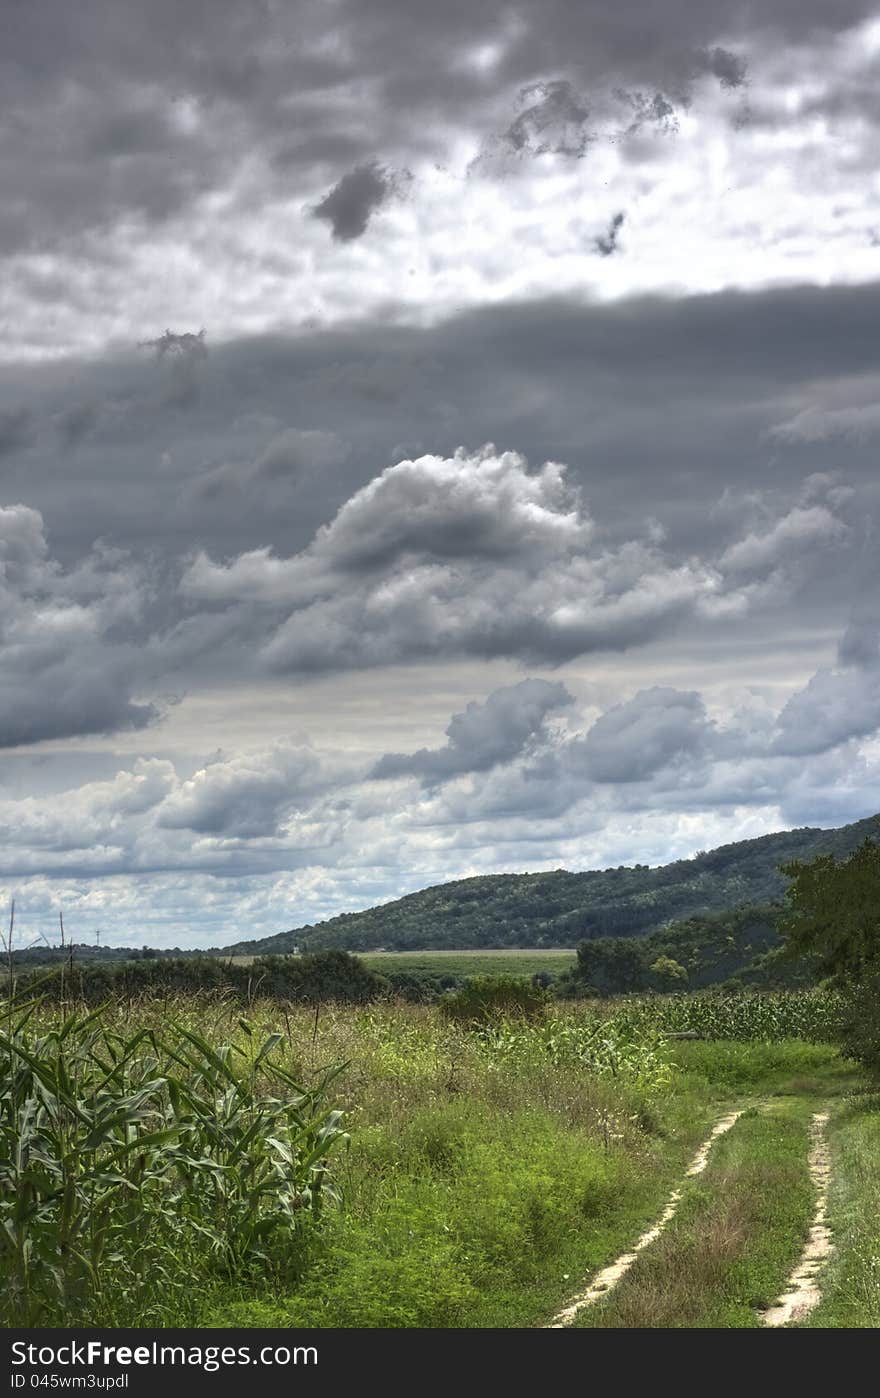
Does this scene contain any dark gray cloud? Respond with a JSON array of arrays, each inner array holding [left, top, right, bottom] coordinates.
[[311, 162, 400, 241], [372, 678, 573, 783], [0, 505, 157, 748], [697, 45, 748, 90], [55, 402, 99, 450], [770, 401, 880, 444], [576, 687, 710, 782], [502, 80, 592, 158], [615, 90, 678, 138], [187, 428, 349, 503], [0, 0, 862, 257], [176, 442, 852, 680], [5, 1, 880, 946], [595, 211, 625, 256], [138, 329, 208, 361], [4, 277, 880, 606], [772, 619, 880, 756], [0, 408, 34, 457]]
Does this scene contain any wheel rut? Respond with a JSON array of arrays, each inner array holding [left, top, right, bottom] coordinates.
[[761, 1110, 833, 1328], [545, 1109, 745, 1328]]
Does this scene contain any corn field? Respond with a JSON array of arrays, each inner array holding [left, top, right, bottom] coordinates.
[[604, 989, 846, 1042], [475, 1016, 674, 1091]]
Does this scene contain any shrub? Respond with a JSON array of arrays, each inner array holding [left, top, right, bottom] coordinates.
[[439, 974, 549, 1025]]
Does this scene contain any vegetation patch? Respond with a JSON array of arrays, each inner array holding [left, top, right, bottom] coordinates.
[[574, 1098, 820, 1328], [439, 975, 550, 1025], [0, 1003, 348, 1327], [1, 981, 869, 1330], [802, 1092, 880, 1328]]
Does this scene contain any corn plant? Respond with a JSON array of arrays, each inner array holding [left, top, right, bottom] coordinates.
[[0, 1002, 348, 1325], [161, 1023, 348, 1262], [475, 1012, 673, 1092]]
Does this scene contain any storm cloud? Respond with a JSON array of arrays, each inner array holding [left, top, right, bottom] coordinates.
[[0, 506, 157, 749], [372, 678, 573, 784], [178, 445, 851, 677]]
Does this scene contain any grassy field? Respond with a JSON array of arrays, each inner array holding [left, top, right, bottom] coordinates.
[[224, 948, 578, 976], [2, 987, 877, 1329], [360, 948, 577, 977]]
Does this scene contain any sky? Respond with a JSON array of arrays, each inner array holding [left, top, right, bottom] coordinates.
[[4, 0, 880, 949]]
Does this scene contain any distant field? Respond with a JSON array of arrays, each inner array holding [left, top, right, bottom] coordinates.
[[9, 949, 578, 979], [359, 948, 577, 977], [228, 949, 577, 975]]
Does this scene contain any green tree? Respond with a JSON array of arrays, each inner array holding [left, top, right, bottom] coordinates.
[[570, 939, 647, 996], [779, 839, 880, 1073], [648, 955, 688, 990], [778, 839, 880, 981]]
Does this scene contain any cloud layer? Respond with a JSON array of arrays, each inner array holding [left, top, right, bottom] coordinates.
[[178, 445, 852, 677], [4, 3, 880, 945]]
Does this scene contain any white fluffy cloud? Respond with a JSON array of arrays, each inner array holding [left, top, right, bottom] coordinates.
[[180, 446, 844, 676], [157, 741, 324, 838]]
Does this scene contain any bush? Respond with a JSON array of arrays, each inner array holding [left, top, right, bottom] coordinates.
[[839, 965, 880, 1073], [383, 969, 463, 1003], [438, 974, 549, 1025]]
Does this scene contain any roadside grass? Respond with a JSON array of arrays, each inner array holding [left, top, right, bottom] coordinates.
[[669, 1039, 857, 1097], [801, 1089, 880, 1328], [573, 1093, 826, 1328]]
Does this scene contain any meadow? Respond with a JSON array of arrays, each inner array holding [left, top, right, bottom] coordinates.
[[360, 948, 577, 977], [1, 986, 876, 1329]]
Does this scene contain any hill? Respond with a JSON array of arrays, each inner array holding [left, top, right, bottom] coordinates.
[[220, 811, 880, 956]]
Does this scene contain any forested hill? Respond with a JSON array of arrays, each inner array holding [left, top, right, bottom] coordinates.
[[222, 812, 880, 955]]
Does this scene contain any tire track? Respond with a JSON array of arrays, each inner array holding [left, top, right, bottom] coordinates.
[[545, 1109, 745, 1328], [762, 1110, 832, 1328]]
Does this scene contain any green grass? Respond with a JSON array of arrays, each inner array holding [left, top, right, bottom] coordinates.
[[205, 1038, 857, 1330], [208, 1093, 717, 1328], [4, 989, 874, 1329], [802, 1090, 880, 1327], [669, 1038, 858, 1095]]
